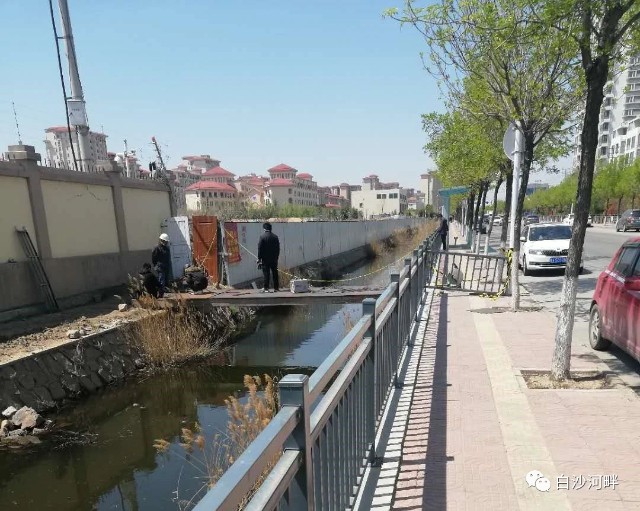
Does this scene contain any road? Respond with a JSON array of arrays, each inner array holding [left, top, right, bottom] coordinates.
[[510, 225, 640, 387], [519, 225, 638, 320]]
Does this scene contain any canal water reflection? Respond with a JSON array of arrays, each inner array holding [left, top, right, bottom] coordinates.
[[0, 248, 409, 510]]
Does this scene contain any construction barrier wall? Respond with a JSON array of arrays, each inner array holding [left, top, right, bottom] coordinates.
[[224, 218, 425, 287], [0, 161, 171, 317]]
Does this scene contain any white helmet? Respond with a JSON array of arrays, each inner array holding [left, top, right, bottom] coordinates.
[[159, 233, 169, 242]]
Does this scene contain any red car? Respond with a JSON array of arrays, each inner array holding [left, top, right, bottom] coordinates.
[[590, 237, 640, 361]]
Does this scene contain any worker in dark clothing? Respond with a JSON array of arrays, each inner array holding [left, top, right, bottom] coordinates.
[[183, 265, 208, 293], [257, 222, 280, 293], [437, 214, 449, 250], [152, 233, 171, 291], [139, 263, 162, 298]]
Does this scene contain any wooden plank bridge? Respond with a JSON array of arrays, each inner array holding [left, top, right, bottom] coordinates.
[[160, 285, 385, 308]]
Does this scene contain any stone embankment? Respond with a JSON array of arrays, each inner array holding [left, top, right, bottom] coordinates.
[[0, 325, 141, 414]]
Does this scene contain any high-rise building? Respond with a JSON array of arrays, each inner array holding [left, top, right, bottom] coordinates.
[[420, 171, 442, 207], [44, 126, 108, 170], [573, 54, 640, 168]]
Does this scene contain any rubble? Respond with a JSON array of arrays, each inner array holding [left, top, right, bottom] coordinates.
[[118, 303, 129, 312], [67, 329, 82, 339], [11, 406, 45, 429], [0, 406, 52, 445], [2, 406, 17, 418]]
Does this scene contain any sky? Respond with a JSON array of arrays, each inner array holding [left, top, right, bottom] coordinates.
[[0, 1, 569, 190]]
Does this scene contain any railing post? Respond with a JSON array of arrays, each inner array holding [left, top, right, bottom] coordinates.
[[362, 298, 379, 466], [279, 374, 315, 510], [403, 258, 412, 346], [413, 249, 420, 320], [390, 273, 402, 389]]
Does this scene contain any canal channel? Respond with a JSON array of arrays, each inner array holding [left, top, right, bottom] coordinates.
[[0, 245, 414, 511]]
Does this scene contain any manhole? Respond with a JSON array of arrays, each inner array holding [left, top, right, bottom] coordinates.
[[520, 369, 615, 390]]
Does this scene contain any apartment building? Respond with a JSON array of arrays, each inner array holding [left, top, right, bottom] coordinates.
[[420, 171, 442, 207], [573, 55, 640, 168], [351, 188, 408, 218], [264, 164, 319, 207], [235, 174, 269, 206], [44, 126, 109, 170]]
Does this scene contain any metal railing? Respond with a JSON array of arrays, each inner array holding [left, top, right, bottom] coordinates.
[[193, 231, 440, 511], [425, 249, 508, 295]]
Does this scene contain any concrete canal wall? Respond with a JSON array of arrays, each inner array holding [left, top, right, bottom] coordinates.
[[0, 325, 142, 413], [225, 218, 425, 286]]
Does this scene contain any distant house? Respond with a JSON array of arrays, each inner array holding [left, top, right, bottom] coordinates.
[[265, 164, 319, 207]]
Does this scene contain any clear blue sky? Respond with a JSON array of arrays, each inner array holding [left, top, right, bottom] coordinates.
[[0, 1, 567, 188]]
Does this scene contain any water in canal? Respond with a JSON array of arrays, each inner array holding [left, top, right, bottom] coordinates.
[[0, 248, 409, 510]]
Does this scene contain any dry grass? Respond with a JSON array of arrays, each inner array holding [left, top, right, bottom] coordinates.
[[342, 309, 356, 334], [127, 300, 253, 368], [368, 221, 438, 259], [154, 374, 279, 510]]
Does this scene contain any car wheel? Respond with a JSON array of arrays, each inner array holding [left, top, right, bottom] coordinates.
[[589, 304, 611, 351], [523, 257, 531, 276], [616, 225, 621, 232], [623, 225, 628, 232], [579, 266, 584, 274]]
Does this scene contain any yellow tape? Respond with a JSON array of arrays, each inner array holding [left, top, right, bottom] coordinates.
[[478, 248, 513, 300]]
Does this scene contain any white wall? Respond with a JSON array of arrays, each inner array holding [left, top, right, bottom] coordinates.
[[225, 218, 425, 286]]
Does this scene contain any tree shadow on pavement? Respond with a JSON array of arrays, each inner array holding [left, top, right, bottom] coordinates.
[[420, 292, 449, 510], [521, 276, 599, 320], [392, 293, 450, 510], [573, 346, 640, 395]]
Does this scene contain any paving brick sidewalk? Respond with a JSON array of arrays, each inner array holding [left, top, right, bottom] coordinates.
[[386, 292, 640, 510]]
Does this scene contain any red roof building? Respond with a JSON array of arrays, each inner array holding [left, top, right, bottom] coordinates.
[[268, 163, 296, 173], [185, 181, 237, 193], [267, 178, 294, 187]]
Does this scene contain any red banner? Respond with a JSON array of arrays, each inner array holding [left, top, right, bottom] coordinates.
[[225, 222, 241, 264]]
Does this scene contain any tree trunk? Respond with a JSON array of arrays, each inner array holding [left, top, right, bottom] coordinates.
[[551, 57, 609, 381], [484, 176, 503, 254], [500, 170, 513, 249], [632, 194, 636, 209], [477, 182, 489, 254], [467, 191, 476, 230], [617, 196, 623, 215], [473, 186, 484, 251]]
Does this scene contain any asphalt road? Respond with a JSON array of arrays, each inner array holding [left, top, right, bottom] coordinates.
[[519, 225, 638, 320], [511, 225, 640, 387]]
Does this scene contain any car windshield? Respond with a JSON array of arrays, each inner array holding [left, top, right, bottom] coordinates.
[[529, 225, 572, 241], [631, 210, 640, 217]]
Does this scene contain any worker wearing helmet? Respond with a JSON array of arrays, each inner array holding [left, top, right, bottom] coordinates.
[[152, 233, 172, 292]]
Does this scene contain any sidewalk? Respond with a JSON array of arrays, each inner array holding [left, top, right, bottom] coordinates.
[[358, 291, 640, 510]]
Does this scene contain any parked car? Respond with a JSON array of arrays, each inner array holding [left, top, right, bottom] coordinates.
[[562, 213, 593, 227], [589, 237, 640, 362], [615, 209, 640, 232], [493, 216, 503, 226], [519, 223, 583, 276], [523, 215, 540, 226]]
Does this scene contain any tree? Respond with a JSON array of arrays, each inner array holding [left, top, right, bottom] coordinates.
[[388, 0, 578, 310], [545, 0, 640, 380]]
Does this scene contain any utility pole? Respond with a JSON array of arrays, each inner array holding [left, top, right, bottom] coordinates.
[[151, 136, 176, 216], [57, 0, 93, 172]]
